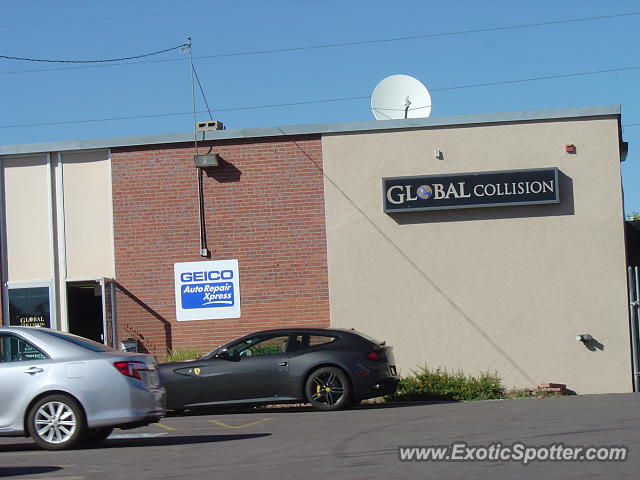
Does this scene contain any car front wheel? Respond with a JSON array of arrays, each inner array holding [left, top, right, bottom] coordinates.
[[27, 394, 87, 450], [305, 367, 352, 411]]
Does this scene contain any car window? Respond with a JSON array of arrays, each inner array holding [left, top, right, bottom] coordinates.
[[38, 329, 113, 352], [227, 335, 289, 358], [308, 335, 337, 348], [0, 334, 48, 362]]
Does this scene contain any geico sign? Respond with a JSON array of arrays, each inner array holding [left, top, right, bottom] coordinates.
[[180, 270, 234, 283]]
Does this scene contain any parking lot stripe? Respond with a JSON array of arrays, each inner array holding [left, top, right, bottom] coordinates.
[[153, 422, 176, 431], [208, 417, 272, 429]]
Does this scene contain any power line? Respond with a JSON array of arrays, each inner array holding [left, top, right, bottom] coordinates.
[[1, 65, 638, 130], [193, 11, 640, 59], [0, 43, 188, 63], [192, 64, 214, 121], [2, 11, 639, 75], [0, 0, 335, 30]]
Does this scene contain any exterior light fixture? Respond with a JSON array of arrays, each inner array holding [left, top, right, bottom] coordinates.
[[576, 334, 593, 343], [194, 153, 220, 168], [195, 120, 224, 131], [434, 149, 444, 160], [620, 141, 629, 162]]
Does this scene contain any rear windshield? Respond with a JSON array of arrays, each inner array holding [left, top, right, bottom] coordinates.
[[39, 329, 114, 352]]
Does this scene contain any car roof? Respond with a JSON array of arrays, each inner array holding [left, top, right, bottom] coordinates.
[[0, 326, 114, 357], [0, 326, 51, 336], [233, 327, 380, 344], [241, 327, 352, 336]]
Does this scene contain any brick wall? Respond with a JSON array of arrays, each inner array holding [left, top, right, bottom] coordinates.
[[111, 135, 329, 357]]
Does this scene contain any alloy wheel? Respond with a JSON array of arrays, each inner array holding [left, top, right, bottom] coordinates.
[[28, 394, 86, 450], [33, 401, 77, 444], [305, 367, 352, 410]]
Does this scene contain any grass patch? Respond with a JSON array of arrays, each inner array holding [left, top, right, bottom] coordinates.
[[502, 388, 563, 399], [385, 366, 504, 402], [164, 349, 202, 362]]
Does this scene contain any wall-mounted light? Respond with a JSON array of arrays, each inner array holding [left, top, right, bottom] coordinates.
[[620, 141, 629, 162], [194, 153, 220, 168], [434, 149, 444, 160], [195, 120, 224, 132], [576, 334, 593, 343]]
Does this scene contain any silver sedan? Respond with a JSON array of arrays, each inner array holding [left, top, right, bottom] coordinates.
[[0, 326, 165, 450]]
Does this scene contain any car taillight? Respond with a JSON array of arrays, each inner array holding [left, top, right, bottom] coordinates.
[[114, 361, 145, 380], [367, 351, 379, 361]]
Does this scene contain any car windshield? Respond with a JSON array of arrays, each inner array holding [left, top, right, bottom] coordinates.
[[38, 329, 115, 352]]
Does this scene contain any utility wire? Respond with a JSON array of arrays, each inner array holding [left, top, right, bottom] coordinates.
[[0, 43, 188, 63], [0, 0, 335, 31], [187, 37, 198, 153], [193, 11, 640, 60], [1, 65, 638, 130], [192, 65, 214, 121], [1, 11, 639, 75]]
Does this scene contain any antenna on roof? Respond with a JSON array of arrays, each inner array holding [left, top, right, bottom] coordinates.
[[371, 74, 432, 120]]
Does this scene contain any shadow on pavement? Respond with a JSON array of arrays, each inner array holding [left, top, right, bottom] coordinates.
[[95, 433, 271, 449], [171, 400, 459, 417], [0, 433, 271, 452], [0, 466, 62, 477]]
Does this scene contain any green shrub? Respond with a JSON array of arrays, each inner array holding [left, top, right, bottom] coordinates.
[[386, 366, 504, 402], [165, 349, 202, 362]]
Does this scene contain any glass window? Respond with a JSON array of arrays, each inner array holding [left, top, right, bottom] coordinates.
[[283, 334, 336, 351], [226, 335, 290, 358], [8, 287, 51, 328], [0, 335, 48, 362], [308, 335, 337, 348]]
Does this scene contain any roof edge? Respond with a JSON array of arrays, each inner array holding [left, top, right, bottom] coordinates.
[[0, 105, 621, 156]]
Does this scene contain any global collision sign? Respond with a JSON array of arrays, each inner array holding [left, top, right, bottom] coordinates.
[[383, 168, 560, 213], [174, 260, 241, 321]]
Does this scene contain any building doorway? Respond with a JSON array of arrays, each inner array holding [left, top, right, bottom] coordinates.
[[67, 281, 104, 343]]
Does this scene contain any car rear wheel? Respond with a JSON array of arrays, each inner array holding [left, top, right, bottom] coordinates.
[[27, 394, 87, 450], [305, 367, 352, 411]]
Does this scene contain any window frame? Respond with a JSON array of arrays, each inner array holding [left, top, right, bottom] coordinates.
[[4, 281, 55, 329], [0, 333, 49, 363]]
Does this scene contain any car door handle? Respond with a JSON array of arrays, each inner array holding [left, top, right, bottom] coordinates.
[[277, 361, 287, 366], [23, 367, 43, 375]]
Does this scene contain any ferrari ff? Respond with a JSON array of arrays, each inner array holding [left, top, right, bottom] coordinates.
[[0, 327, 165, 450], [158, 328, 399, 412]]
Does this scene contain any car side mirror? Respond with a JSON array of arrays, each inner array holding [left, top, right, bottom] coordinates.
[[215, 348, 230, 360]]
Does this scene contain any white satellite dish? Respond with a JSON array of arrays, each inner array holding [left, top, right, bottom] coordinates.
[[371, 74, 432, 120]]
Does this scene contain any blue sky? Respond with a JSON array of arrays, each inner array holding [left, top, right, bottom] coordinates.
[[1, 0, 639, 215]]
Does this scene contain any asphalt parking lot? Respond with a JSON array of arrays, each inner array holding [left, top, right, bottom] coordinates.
[[1, 393, 638, 480]]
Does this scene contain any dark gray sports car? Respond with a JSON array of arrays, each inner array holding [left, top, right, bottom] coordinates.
[[158, 328, 399, 411]]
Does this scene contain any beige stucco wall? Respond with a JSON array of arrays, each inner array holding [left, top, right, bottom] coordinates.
[[322, 116, 631, 394], [1, 155, 52, 282], [61, 150, 115, 279]]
